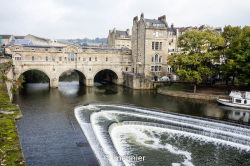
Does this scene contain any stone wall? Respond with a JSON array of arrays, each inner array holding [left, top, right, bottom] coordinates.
[[123, 72, 154, 89]]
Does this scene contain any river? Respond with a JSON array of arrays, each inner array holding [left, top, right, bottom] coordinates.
[[14, 82, 250, 166]]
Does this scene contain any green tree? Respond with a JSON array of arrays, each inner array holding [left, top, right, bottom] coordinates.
[[221, 26, 250, 86], [221, 26, 242, 85], [168, 30, 225, 93]]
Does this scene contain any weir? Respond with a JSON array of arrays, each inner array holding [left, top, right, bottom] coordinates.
[[75, 103, 250, 166]]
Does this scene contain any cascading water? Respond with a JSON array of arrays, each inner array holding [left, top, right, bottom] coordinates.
[[75, 103, 250, 166]]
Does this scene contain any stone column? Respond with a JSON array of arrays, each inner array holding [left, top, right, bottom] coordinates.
[[116, 78, 124, 85], [85, 78, 94, 87], [50, 78, 58, 88]]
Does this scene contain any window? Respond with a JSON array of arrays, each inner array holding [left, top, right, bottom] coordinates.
[[155, 66, 158, 71], [65, 57, 67, 61], [106, 57, 108, 61], [236, 99, 241, 103], [151, 66, 162, 72], [155, 54, 158, 62], [152, 54, 161, 63], [126, 67, 128, 71], [95, 57, 97, 61], [32, 56, 34, 61], [151, 66, 154, 71], [152, 42, 163, 50], [89, 57, 91, 61], [59, 57, 62, 61], [14, 56, 21, 61], [78, 57, 80, 61], [46, 56, 48, 61], [68, 53, 76, 61]]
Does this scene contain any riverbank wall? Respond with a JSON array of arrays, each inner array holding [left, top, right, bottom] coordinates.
[[157, 87, 228, 102], [123, 72, 154, 89], [0, 58, 25, 165]]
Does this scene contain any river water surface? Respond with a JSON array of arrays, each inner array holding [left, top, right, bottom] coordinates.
[[14, 82, 250, 166]]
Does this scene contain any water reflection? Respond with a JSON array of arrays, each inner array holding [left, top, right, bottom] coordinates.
[[220, 106, 250, 123]]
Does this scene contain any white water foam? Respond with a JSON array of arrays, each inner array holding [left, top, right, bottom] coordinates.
[[110, 123, 194, 166], [98, 110, 250, 148], [75, 109, 113, 166], [75, 104, 250, 166]]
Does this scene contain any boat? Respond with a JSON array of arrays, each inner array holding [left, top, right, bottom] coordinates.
[[217, 91, 250, 109]]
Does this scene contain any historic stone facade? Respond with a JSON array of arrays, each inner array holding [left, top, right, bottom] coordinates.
[[5, 13, 223, 89], [8, 44, 132, 88], [131, 13, 169, 81], [107, 28, 131, 49]]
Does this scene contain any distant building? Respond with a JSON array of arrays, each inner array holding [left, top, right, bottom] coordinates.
[[107, 28, 131, 49], [1, 34, 67, 47], [0, 35, 15, 46]]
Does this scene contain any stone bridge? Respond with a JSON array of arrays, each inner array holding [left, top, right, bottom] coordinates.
[[7, 45, 132, 87]]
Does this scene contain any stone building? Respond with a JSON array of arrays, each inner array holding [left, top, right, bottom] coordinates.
[[131, 13, 169, 81], [107, 29, 131, 49]]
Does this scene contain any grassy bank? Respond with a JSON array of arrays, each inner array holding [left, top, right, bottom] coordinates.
[[158, 84, 228, 101], [0, 81, 24, 165]]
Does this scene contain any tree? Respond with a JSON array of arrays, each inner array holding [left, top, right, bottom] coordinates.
[[168, 30, 225, 93], [221, 26, 242, 85], [221, 26, 250, 86]]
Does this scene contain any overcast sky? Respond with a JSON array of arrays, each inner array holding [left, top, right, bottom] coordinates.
[[1, 0, 249, 39]]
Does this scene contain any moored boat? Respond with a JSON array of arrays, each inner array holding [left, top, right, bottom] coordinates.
[[217, 91, 250, 109]]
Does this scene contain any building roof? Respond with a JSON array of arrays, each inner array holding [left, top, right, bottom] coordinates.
[[115, 30, 130, 39], [14, 36, 25, 39], [145, 19, 167, 28], [9, 39, 33, 46], [0, 35, 13, 39]]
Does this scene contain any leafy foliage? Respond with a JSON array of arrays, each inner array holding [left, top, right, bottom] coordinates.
[[168, 30, 225, 92], [221, 26, 250, 85]]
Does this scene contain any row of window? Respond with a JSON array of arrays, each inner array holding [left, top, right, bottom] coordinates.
[[15, 47, 62, 52], [152, 42, 162, 50], [15, 56, 109, 62], [151, 66, 162, 72]]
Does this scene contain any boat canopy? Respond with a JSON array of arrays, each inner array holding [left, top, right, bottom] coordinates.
[[229, 91, 243, 99], [244, 92, 250, 100]]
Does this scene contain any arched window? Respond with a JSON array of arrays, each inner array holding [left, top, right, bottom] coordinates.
[[153, 54, 161, 63], [155, 54, 158, 62], [68, 53, 76, 61]]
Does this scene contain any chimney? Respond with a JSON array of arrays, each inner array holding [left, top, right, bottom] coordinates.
[[126, 29, 130, 35], [140, 13, 144, 19], [133, 16, 138, 22], [158, 15, 168, 27], [158, 15, 166, 22]]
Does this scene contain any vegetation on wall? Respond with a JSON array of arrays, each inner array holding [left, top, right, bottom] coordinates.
[[0, 60, 24, 166]]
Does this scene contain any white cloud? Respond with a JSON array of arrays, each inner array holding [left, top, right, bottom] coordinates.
[[0, 0, 249, 39]]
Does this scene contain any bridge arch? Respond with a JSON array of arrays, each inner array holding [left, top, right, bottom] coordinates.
[[58, 69, 86, 85], [17, 69, 51, 85], [93, 69, 119, 85]]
